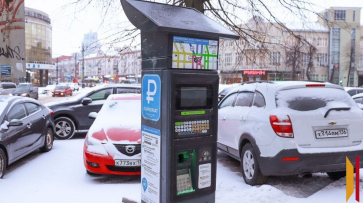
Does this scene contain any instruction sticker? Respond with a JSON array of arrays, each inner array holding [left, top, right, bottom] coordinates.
[[141, 125, 161, 203], [198, 163, 211, 189]]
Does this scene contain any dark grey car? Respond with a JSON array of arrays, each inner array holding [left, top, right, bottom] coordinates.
[[11, 83, 38, 100], [0, 96, 55, 178], [46, 84, 141, 140]]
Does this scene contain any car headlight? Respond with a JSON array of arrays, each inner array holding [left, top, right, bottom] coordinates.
[[86, 135, 93, 146], [21, 93, 27, 96], [9, 93, 12, 96]]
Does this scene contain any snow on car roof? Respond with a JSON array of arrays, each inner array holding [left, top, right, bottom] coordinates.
[[228, 81, 342, 95], [88, 94, 141, 145], [108, 94, 141, 101], [352, 93, 363, 99]]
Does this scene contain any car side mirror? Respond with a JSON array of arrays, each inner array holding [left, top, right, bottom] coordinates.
[[0, 121, 9, 130], [8, 119, 23, 127], [88, 112, 98, 119], [82, 97, 92, 105], [29, 89, 33, 93]]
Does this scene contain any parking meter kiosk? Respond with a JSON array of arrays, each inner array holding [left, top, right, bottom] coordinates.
[[120, 0, 239, 202]]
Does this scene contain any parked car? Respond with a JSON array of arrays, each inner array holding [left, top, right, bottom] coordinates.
[[219, 84, 240, 102], [46, 84, 141, 140], [84, 94, 141, 176], [52, 85, 73, 97], [10, 83, 38, 100], [0, 96, 54, 178], [218, 81, 363, 185], [67, 83, 79, 91], [0, 82, 16, 95], [344, 87, 363, 96], [42, 85, 56, 94], [120, 79, 137, 84]]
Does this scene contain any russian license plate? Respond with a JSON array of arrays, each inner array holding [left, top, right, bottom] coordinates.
[[55, 92, 59, 95], [115, 159, 141, 167], [315, 129, 348, 139]]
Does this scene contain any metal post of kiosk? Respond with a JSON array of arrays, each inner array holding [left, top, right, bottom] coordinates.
[[120, 0, 239, 202]]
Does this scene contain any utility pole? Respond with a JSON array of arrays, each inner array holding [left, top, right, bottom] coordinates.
[[74, 53, 77, 82], [56, 57, 58, 85], [82, 44, 85, 88]]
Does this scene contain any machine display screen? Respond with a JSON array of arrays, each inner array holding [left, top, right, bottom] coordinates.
[[176, 85, 213, 110], [180, 87, 207, 107]]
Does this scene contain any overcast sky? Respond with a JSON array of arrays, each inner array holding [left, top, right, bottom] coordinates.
[[25, 0, 363, 57]]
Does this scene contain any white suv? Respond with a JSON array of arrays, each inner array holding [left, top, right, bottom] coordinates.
[[218, 81, 363, 185]]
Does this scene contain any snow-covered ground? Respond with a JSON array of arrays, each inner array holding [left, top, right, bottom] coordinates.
[[0, 138, 361, 203]]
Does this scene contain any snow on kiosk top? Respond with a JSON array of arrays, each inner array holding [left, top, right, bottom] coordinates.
[[121, 0, 239, 39]]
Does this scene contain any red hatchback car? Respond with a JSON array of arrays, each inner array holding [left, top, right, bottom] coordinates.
[[83, 94, 141, 176], [52, 85, 73, 97]]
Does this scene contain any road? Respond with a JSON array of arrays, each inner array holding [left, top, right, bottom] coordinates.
[[38, 88, 88, 104]]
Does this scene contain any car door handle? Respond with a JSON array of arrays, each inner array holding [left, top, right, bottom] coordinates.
[[27, 123, 32, 129], [42, 115, 46, 119]]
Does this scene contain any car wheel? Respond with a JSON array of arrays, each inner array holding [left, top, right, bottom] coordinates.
[[70, 92, 73, 96], [54, 117, 76, 140], [240, 143, 266, 185], [40, 128, 54, 152], [65, 92, 67, 97], [87, 170, 101, 176], [327, 171, 346, 180], [0, 148, 7, 179]]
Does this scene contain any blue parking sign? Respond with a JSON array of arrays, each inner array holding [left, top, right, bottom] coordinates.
[[142, 74, 161, 122]]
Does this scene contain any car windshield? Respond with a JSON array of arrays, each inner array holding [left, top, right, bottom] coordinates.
[[15, 86, 29, 91], [55, 86, 66, 90], [276, 87, 356, 111]]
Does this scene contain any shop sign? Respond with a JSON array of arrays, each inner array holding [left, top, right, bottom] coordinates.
[[243, 70, 266, 75]]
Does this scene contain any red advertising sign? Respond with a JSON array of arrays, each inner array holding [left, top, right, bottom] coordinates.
[[243, 70, 266, 75]]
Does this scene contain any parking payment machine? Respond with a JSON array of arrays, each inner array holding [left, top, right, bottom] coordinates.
[[120, 0, 239, 202]]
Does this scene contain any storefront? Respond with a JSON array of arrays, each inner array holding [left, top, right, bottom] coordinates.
[[26, 63, 55, 86], [242, 70, 268, 82]]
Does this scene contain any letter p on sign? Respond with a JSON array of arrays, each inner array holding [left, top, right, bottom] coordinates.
[[147, 79, 157, 104], [142, 74, 161, 122]]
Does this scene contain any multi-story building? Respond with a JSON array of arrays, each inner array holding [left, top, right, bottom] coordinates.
[[25, 7, 53, 86], [52, 55, 77, 83], [219, 7, 363, 87], [319, 7, 362, 86], [78, 48, 141, 83], [82, 32, 101, 56]]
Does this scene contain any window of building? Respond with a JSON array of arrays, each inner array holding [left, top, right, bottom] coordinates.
[[236, 52, 243, 64], [270, 52, 280, 65], [321, 75, 327, 81], [317, 38, 328, 47], [310, 74, 319, 81], [302, 54, 310, 66], [317, 53, 328, 66], [353, 11, 356, 21], [334, 10, 346, 21], [360, 55, 363, 68], [225, 53, 232, 66]]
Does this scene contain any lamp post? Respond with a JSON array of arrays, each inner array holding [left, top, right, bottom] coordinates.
[[82, 44, 85, 88]]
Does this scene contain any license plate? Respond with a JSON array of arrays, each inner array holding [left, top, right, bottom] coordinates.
[[55, 92, 59, 95], [115, 159, 141, 167], [315, 129, 348, 139]]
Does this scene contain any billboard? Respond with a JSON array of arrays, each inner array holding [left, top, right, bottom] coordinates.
[[0, 0, 26, 81]]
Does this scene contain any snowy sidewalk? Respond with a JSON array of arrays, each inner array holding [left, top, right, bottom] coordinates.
[[0, 139, 361, 203]]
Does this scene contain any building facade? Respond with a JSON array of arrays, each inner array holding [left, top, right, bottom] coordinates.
[[78, 49, 141, 83], [0, 0, 26, 83], [82, 32, 101, 56], [25, 7, 53, 86], [219, 7, 363, 87]]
